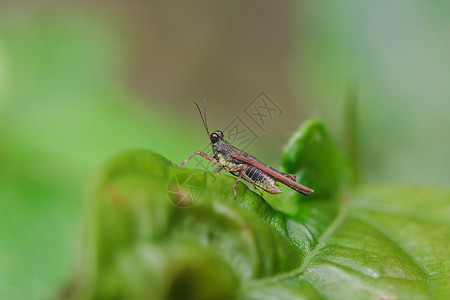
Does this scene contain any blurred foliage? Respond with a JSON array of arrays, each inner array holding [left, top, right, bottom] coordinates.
[[66, 123, 449, 299], [0, 12, 203, 300], [294, 0, 450, 186]]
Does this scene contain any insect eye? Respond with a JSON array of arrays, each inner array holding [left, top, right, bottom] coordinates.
[[210, 133, 219, 142]]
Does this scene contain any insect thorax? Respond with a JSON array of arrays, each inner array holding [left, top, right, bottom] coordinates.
[[213, 141, 233, 164]]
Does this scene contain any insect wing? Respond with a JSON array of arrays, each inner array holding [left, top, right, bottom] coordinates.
[[230, 154, 314, 195]]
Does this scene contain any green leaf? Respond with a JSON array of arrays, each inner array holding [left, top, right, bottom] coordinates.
[[263, 120, 351, 220], [68, 150, 302, 299], [282, 120, 352, 200], [68, 137, 450, 299], [246, 185, 450, 299]]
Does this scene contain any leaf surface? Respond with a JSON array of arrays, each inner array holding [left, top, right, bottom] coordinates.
[[71, 122, 450, 300]]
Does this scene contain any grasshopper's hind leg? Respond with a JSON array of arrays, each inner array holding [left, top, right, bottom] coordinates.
[[252, 184, 264, 197]]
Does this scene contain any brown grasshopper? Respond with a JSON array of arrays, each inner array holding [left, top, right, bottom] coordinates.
[[171, 101, 314, 199]]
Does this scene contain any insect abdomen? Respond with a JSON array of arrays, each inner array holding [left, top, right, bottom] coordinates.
[[244, 166, 282, 194]]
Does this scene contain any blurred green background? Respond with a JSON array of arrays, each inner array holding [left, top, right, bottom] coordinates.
[[0, 1, 449, 299]]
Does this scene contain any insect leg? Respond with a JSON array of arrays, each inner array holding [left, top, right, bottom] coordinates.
[[213, 166, 223, 173], [231, 164, 248, 199], [252, 184, 264, 197], [171, 151, 221, 168]]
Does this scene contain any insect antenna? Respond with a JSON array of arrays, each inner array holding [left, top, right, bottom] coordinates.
[[194, 98, 210, 137]]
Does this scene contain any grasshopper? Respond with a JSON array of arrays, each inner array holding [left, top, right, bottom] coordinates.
[[171, 101, 314, 199]]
